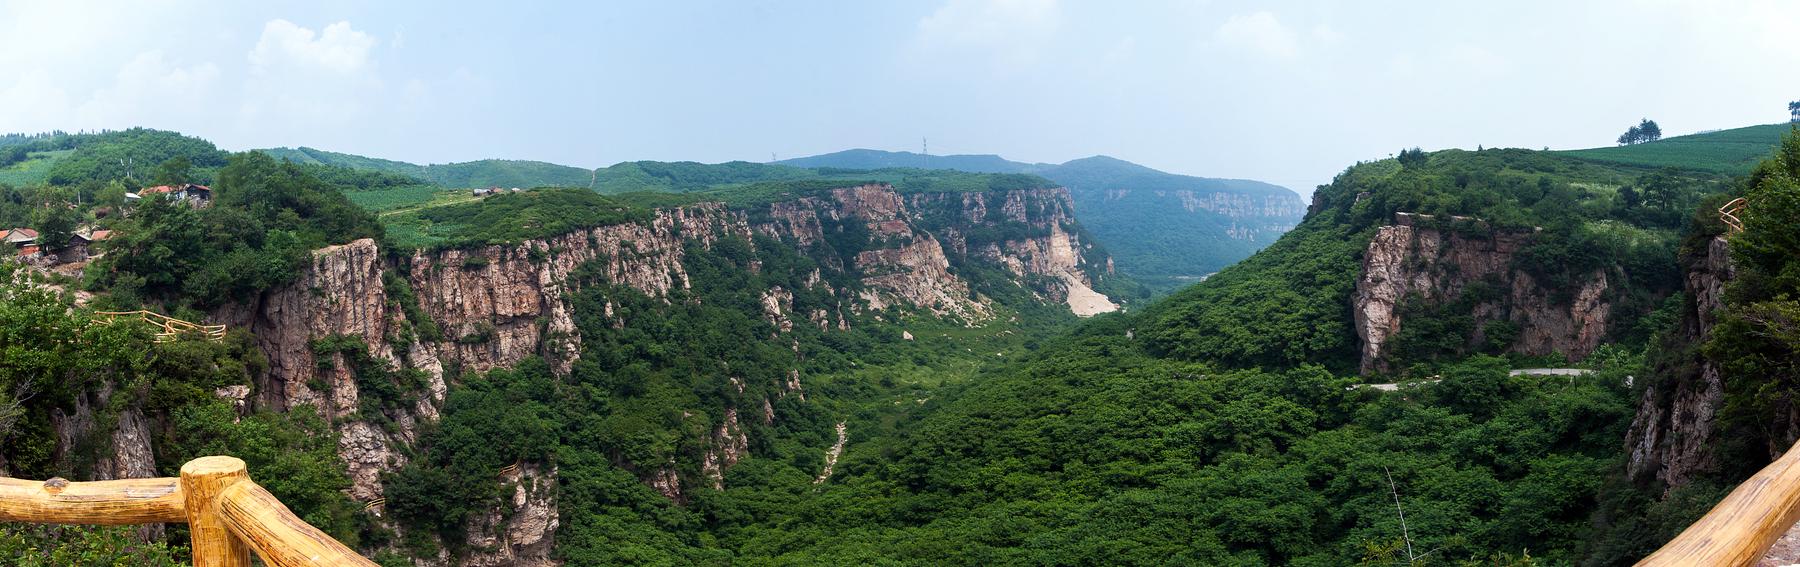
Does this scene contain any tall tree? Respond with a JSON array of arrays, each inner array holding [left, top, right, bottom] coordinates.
[[1396, 147, 1428, 169], [1638, 119, 1662, 143], [1617, 125, 1642, 146], [151, 155, 191, 187], [30, 202, 76, 252]]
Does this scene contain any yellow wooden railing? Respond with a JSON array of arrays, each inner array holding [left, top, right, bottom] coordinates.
[[94, 310, 227, 343], [1721, 197, 1747, 234], [0, 456, 374, 566], [1638, 439, 1800, 566]]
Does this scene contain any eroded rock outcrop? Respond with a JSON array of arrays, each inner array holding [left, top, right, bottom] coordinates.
[[208, 182, 1118, 563], [1625, 236, 1734, 489], [462, 463, 560, 567], [1354, 213, 1613, 373]]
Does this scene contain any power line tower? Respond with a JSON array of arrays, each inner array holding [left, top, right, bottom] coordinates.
[[922, 137, 929, 170]]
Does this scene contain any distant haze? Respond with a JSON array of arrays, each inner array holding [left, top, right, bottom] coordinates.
[[5, 0, 1800, 194]]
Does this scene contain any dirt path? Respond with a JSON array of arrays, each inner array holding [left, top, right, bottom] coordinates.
[[814, 421, 847, 484], [1352, 368, 1594, 391], [377, 194, 482, 218]]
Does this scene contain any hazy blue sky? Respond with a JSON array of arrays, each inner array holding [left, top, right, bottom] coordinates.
[[5, 0, 1800, 193]]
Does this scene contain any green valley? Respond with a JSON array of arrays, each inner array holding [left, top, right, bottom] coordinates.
[[1, 122, 1781, 565]]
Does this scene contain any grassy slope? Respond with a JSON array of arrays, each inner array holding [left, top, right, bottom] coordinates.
[[1557, 123, 1793, 174]]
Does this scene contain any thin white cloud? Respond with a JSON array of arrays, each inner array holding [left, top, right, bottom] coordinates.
[[239, 20, 384, 134], [1214, 11, 1300, 60], [0, 71, 74, 133], [912, 0, 1062, 67], [249, 20, 376, 75], [77, 51, 222, 128], [1311, 23, 1344, 45]]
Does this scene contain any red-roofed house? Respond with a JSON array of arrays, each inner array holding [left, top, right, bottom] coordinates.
[[141, 183, 212, 206], [3, 227, 38, 247]]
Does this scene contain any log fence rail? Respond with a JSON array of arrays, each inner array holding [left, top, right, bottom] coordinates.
[[0, 456, 373, 566]]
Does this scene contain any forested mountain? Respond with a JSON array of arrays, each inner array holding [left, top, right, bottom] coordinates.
[[783, 149, 1307, 292], [261, 146, 597, 189], [245, 144, 1309, 294], [777, 148, 1042, 173]]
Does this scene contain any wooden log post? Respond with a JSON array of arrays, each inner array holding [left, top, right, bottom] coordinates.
[[181, 456, 252, 567]]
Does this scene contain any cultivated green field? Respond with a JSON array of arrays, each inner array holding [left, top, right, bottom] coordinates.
[[343, 184, 468, 213], [1558, 122, 1793, 174], [0, 150, 70, 186]]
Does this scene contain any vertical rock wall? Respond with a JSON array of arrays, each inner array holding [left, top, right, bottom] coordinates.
[[1625, 236, 1734, 490], [1353, 213, 1615, 374]]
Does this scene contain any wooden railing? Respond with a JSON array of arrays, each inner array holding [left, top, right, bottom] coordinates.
[[1638, 439, 1800, 566], [0, 456, 374, 566], [94, 310, 227, 343], [1721, 197, 1747, 234]]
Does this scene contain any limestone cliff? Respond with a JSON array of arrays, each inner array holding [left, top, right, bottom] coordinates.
[[207, 182, 1118, 564], [1353, 213, 1614, 374], [1624, 236, 1733, 490]]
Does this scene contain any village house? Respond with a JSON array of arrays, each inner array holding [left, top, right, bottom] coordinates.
[[60, 229, 112, 263], [141, 183, 212, 206], [1, 227, 37, 248]]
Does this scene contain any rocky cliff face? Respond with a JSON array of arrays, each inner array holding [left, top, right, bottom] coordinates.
[[1625, 236, 1733, 490], [207, 183, 1116, 564], [1096, 188, 1303, 243], [1353, 213, 1613, 374]]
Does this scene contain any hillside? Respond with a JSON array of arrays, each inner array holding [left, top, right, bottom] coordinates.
[[1557, 122, 1794, 174], [261, 146, 596, 189], [0, 127, 1145, 564], [245, 144, 1302, 293], [783, 149, 1307, 292], [712, 145, 1743, 564]]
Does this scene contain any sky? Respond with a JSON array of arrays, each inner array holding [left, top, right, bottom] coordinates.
[[5, 0, 1800, 194]]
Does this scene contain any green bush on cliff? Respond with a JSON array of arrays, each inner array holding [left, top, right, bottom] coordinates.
[[88, 151, 382, 308]]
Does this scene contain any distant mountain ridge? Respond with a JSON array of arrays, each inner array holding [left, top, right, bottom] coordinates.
[[250, 144, 1306, 293], [262, 146, 596, 189], [778, 149, 1047, 173], [781, 149, 1306, 292]]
